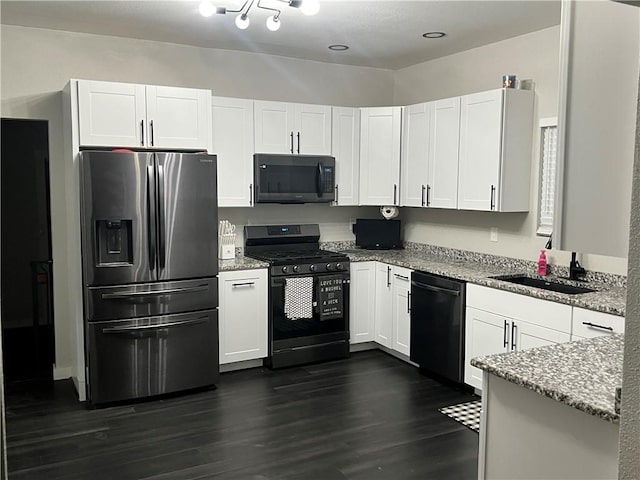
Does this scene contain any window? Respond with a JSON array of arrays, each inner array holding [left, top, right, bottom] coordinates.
[[537, 118, 558, 236]]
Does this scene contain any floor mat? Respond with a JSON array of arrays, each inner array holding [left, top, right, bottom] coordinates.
[[439, 400, 481, 433]]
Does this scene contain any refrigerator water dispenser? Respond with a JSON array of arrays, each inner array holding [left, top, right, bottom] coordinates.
[[96, 220, 133, 265]]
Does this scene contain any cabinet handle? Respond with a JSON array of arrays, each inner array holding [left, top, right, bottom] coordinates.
[[503, 320, 508, 348], [297, 131, 301, 154], [387, 266, 391, 288], [582, 321, 614, 332], [490, 185, 496, 211], [421, 185, 426, 207], [393, 184, 397, 205], [427, 184, 431, 207], [290, 132, 294, 153], [394, 274, 409, 281], [140, 120, 145, 146], [249, 184, 253, 206], [407, 291, 411, 313], [511, 322, 517, 350], [232, 282, 255, 287], [334, 184, 339, 204], [150, 120, 155, 147]]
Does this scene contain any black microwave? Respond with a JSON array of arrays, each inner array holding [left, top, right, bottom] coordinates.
[[254, 154, 335, 204]]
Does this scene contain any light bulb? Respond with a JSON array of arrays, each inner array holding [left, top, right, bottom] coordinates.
[[266, 15, 281, 31], [199, 1, 215, 17], [300, 0, 319, 16], [235, 13, 250, 29]]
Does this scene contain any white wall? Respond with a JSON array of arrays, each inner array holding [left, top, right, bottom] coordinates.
[[0, 25, 394, 380], [393, 25, 628, 275]]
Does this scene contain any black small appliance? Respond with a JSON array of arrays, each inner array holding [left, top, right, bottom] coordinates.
[[353, 219, 402, 250]]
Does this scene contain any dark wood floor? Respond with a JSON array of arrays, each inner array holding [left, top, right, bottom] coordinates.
[[5, 350, 479, 480]]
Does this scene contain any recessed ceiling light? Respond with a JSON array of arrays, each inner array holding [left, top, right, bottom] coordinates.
[[328, 44, 349, 51], [422, 32, 447, 39]]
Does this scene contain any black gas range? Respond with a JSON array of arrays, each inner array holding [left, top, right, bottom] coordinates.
[[244, 224, 350, 369]]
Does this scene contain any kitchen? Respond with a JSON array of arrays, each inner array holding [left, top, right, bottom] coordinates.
[[1, 0, 640, 478]]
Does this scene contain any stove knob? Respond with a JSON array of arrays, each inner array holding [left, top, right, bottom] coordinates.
[[336, 263, 343, 270], [292, 265, 299, 272], [282, 266, 289, 274], [309, 264, 316, 272], [326, 263, 334, 271]]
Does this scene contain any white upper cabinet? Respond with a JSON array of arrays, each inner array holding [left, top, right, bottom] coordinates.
[[254, 100, 331, 155], [77, 80, 211, 150], [457, 88, 534, 212], [428, 97, 461, 209], [359, 106, 402, 206], [401, 102, 431, 207], [212, 96, 255, 207], [331, 107, 360, 206]]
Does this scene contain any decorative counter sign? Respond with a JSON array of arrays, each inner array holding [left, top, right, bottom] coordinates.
[[319, 277, 344, 320]]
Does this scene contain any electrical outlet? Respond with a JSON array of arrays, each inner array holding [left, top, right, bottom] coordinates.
[[490, 227, 498, 242]]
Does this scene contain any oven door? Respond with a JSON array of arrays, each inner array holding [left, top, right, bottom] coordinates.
[[271, 273, 349, 342], [254, 154, 335, 204]]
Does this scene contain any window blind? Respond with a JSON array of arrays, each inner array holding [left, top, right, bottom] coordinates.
[[538, 125, 557, 236]]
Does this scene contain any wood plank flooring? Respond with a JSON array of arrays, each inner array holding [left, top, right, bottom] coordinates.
[[5, 350, 479, 480]]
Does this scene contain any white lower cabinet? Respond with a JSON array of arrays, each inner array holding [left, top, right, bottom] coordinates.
[[391, 267, 412, 356], [464, 284, 572, 391], [571, 307, 625, 340], [349, 262, 376, 343], [219, 269, 268, 365], [374, 263, 394, 348]]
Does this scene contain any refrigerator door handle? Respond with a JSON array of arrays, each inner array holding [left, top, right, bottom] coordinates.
[[147, 164, 156, 271], [157, 163, 166, 270], [101, 317, 208, 333], [101, 285, 210, 299]]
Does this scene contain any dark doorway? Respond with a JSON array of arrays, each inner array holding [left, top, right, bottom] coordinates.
[[1, 118, 54, 386]]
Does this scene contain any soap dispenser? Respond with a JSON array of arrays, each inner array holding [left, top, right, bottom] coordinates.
[[537, 250, 548, 276]]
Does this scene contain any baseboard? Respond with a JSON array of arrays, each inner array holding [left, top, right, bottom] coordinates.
[[349, 342, 378, 352], [373, 344, 419, 368], [53, 365, 73, 380], [220, 358, 264, 373]]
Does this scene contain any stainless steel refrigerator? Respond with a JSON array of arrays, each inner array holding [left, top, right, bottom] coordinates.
[[79, 150, 219, 405]]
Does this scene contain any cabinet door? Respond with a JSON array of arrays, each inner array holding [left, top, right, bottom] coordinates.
[[331, 107, 360, 206], [349, 262, 376, 343], [464, 306, 509, 390], [428, 97, 461, 209], [212, 96, 254, 207], [145, 86, 211, 150], [77, 80, 146, 148], [392, 266, 412, 356], [514, 321, 571, 352], [254, 100, 295, 154], [374, 262, 394, 348], [571, 308, 625, 340], [458, 89, 503, 211], [359, 107, 402, 206], [219, 269, 268, 364], [401, 103, 431, 207], [295, 104, 332, 155]]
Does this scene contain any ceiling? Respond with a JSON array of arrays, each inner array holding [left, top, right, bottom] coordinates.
[[0, 0, 561, 70]]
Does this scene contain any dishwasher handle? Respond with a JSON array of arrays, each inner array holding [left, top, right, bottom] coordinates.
[[411, 281, 461, 297]]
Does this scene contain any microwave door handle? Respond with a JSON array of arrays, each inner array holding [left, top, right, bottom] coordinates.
[[317, 162, 324, 197]]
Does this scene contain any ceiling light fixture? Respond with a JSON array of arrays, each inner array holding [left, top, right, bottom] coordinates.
[[199, 0, 319, 31], [422, 31, 447, 39], [328, 44, 349, 51]]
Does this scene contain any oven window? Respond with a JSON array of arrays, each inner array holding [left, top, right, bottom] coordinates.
[[259, 165, 317, 194], [271, 275, 347, 340]]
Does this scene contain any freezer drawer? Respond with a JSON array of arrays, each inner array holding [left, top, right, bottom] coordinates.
[[87, 310, 219, 404], [86, 277, 218, 322]]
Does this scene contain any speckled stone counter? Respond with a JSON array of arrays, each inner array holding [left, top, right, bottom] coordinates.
[[219, 254, 268, 272], [472, 334, 624, 423], [329, 247, 626, 316]]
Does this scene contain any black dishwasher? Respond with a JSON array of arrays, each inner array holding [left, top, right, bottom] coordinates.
[[410, 271, 466, 384]]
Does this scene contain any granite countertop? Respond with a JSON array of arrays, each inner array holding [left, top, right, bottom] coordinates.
[[471, 335, 624, 423], [219, 254, 269, 272], [335, 248, 626, 317]]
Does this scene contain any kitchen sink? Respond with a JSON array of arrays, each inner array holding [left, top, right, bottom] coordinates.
[[491, 275, 596, 295]]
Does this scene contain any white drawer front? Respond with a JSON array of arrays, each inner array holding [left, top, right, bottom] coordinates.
[[572, 307, 625, 339]]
